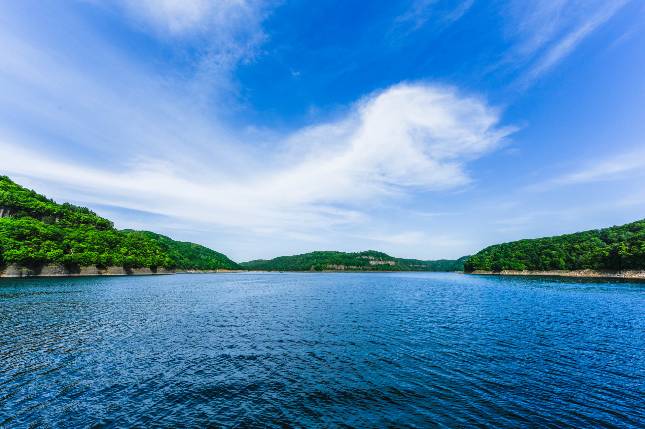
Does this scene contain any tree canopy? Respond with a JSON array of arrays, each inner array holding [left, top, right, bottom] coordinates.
[[464, 220, 645, 272], [0, 176, 239, 271]]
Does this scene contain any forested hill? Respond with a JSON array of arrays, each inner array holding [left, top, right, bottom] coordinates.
[[241, 250, 468, 272], [0, 176, 240, 271], [464, 219, 645, 272]]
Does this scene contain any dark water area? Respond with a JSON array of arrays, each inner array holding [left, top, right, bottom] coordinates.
[[1, 273, 644, 428]]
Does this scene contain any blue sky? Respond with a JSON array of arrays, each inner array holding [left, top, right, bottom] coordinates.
[[1, 0, 644, 261]]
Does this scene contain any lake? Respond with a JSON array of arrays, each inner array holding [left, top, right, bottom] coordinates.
[[1, 272, 644, 427]]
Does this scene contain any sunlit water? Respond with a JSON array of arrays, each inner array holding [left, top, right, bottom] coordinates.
[[1, 272, 644, 427]]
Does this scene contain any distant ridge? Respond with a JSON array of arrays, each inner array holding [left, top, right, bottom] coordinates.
[[241, 250, 468, 272]]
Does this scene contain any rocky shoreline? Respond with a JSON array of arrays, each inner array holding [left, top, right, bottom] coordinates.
[[0, 264, 241, 278], [468, 269, 645, 280], [5, 265, 644, 279]]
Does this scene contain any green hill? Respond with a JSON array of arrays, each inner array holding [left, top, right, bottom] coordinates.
[[0, 176, 240, 271], [241, 250, 467, 272], [464, 219, 645, 272], [124, 230, 238, 271]]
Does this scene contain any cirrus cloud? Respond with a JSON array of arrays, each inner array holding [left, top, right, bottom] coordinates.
[[0, 83, 513, 237]]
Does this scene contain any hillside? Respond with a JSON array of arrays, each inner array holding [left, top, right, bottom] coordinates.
[[464, 219, 645, 272], [126, 230, 238, 271], [241, 250, 467, 272], [0, 176, 240, 272]]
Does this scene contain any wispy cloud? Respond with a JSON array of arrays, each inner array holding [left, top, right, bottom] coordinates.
[[0, 83, 513, 233], [502, 0, 630, 87], [114, 0, 272, 101], [0, 23, 247, 175], [117, 0, 267, 37], [391, 0, 473, 37], [394, 0, 437, 33], [522, 2, 629, 84], [528, 148, 645, 191]]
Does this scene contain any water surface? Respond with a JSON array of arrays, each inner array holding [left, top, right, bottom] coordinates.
[[1, 273, 644, 427]]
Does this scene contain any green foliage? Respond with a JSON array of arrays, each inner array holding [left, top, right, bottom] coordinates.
[[126, 230, 239, 270], [240, 250, 467, 272], [464, 220, 645, 272], [0, 176, 113, 229], [0, 176, 239, 271]]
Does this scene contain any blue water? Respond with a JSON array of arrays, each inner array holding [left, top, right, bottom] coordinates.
[[1, 273, 644, 428]]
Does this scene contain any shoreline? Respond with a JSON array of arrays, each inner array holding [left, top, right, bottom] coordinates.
[[0, 264, 244, 278], [467, 269, 645, 280], [4, 265, 644, 280], [0, 267, 459, 278], [241, 269, 463, 274], [1, 265, 462, 278]]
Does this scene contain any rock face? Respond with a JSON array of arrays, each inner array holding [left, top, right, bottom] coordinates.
[[361, 255, 397, 266], [368, 259, 396, 266], [0, 264, 175, 278], [1, 264, 37, 277], [326, 264, 349, 270]]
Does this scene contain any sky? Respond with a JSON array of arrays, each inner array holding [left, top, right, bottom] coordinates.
[[1, 0, 644, 262]]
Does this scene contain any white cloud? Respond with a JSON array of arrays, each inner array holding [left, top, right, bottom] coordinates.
[[0, 84, 512, 248], [279, 84, 513, 199], [0, 2, 514, 260]]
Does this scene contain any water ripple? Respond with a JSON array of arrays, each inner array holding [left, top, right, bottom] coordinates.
[[1, 273, 644, 427]]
